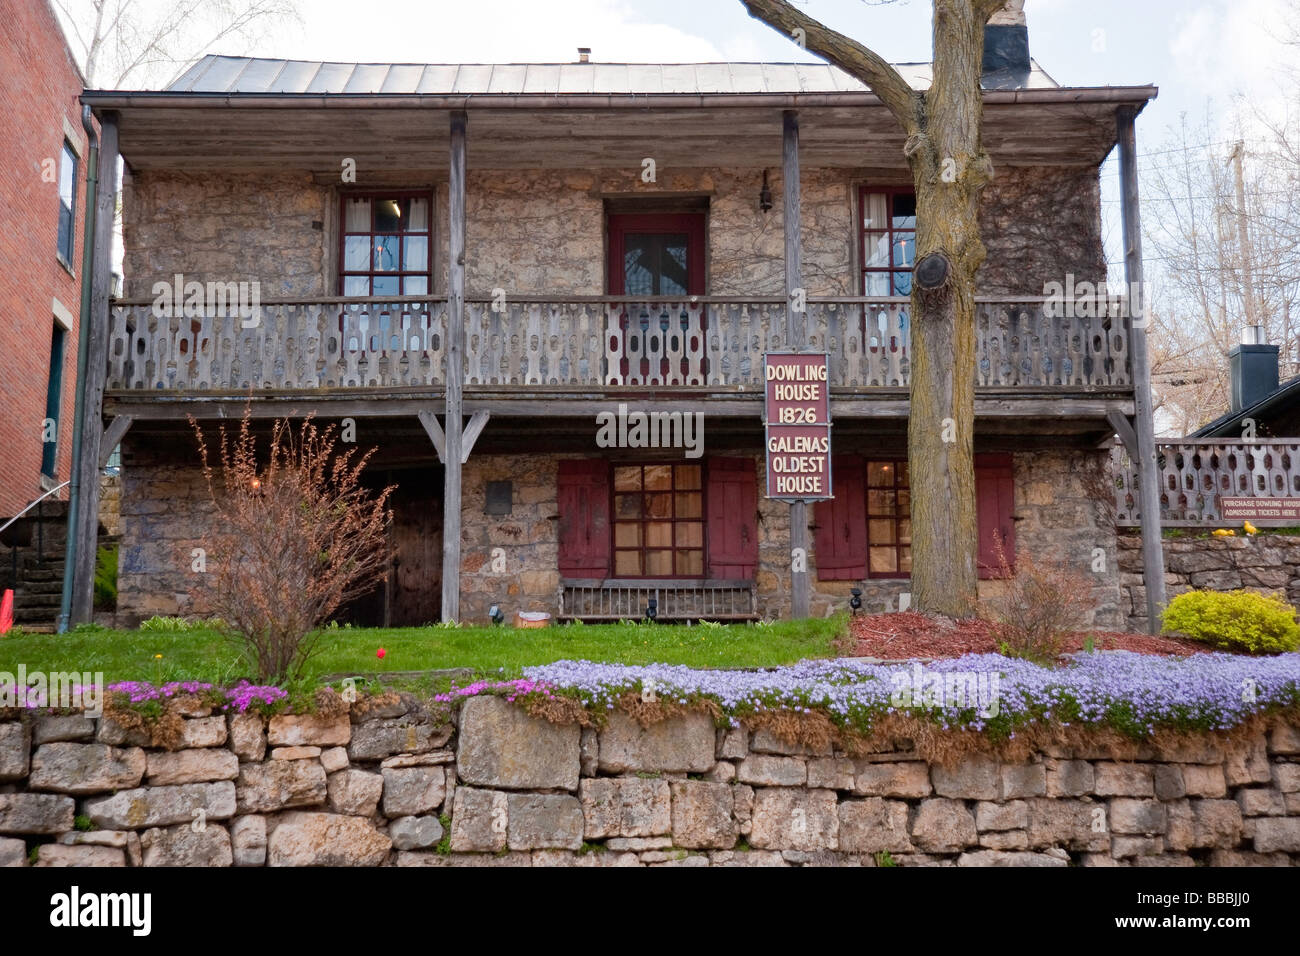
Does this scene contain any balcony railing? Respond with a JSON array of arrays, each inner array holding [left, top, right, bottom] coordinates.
[[105, 295, 1132, 393]]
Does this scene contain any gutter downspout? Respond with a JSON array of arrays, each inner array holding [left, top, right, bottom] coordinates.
[[57, 106, 99, 633]]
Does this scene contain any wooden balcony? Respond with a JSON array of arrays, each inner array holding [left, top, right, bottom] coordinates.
[[104, 295, 1134, 422]]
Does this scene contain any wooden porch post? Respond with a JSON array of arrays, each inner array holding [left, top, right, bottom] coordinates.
[[442, 110, 467, 623], [1117, 105, 1166, 633], [69, 112, 118, 625], [784, 109, 810, 619]]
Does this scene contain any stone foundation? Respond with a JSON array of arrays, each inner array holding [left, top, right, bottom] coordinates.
[[2, 700, 1297, 867], [1119, 532, 1300, 632]]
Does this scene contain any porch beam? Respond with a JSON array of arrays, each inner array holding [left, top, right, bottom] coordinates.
[[417, 409, 446, 462], [1117, 105, 1166, 633], [442, 109, 467, 623], [98, 415, 134, 468], [460, 410, 491, 463], [1105, 410, 1139, 459], [69, 112, 118, 625], [783, 108, 810, 620]]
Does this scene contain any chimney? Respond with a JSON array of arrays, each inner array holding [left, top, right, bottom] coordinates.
[[982, 0, 1030, 90], [1229, 325, 1280, 413], [577, 47, 591, 63]]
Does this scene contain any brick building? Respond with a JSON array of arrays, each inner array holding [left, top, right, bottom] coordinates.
[[75, 11, 1164, 629], [0, 0, 89, 519]]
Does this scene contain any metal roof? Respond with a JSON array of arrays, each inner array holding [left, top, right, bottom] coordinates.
[[164, 54, 1061, 96]]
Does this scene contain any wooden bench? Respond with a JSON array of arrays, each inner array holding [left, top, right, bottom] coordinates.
[[558, 578, 758, 622]]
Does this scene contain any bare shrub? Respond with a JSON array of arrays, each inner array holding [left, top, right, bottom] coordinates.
[[190, 409, 392, 682], [982, 538, 1094, 665]]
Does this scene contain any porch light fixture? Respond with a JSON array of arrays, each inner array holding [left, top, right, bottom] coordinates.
[[488, 604, 504, 625], [645, 598, 658, 622], [759, 170, 773, 213], [849, 588, 863, 616]]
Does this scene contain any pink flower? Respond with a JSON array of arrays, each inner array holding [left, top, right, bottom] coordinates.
[[377, 648, 386, 659]]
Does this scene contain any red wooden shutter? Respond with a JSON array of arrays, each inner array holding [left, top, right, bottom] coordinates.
[[814, 455, 867, 580], [557, 460, 611, 578], [976, 453, 1016, 579], [706, 457, 758, 578]]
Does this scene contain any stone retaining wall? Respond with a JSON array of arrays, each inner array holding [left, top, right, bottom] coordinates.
[[1118, 532, 1300, 632], [2, 698, 1297, 867]]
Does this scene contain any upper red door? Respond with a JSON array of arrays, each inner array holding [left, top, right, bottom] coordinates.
[[607, 213, 706, 296]]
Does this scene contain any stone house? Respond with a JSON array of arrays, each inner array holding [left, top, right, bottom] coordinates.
[[77, 21, 1159, 629]]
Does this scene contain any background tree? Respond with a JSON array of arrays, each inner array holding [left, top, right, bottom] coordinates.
[[54, 0, 298, 88], [742, 0, 1013, 617]]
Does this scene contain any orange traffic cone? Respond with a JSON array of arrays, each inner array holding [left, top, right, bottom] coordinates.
[[0, 590, 12, 634]]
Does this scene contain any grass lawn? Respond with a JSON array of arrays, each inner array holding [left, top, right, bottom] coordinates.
[[0, 618, 846, 686]]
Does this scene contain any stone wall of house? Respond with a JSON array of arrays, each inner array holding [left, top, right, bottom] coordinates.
[[121, 164, 1102, 300], [1118, 533, 1300, 633], [2, 698, 1297, 867]]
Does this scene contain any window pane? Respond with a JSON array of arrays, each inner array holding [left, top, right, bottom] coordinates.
[[344, 236, 369, 271], [868, 462, 896, 487], [893, 232, 915, 268], [898, 462, 909, 487], [864, 272, 892, 296], [403, 276, 428, 295], [862, 190, 889, 230], [898, 489, 911, 512], [893, 271, 912, 296], [678, 550, 704, 576], [614, 523, 641, 548], [59, 145, 76, 205], [373, 236, 399, 271], [345, 198, 370, 231], [869, 548, 898, 574], [372, 275, 399, 297], [643, 464, 672, 490], [675, 492, 702, 519], [614, 467, 642, 492], [375, 198, 405, 232], [623, 233, 689, 296], [869, 519, 897, 545], [57, 206, 73, 261], [343, 276, 369, 296], [891, 193, 917, 229], [645, 550, 673, 575], [676, 522, 703, 548], [404, 235, 429, 271], [675, 465, 701, 490], [863, 231, 891, 268], [900, 547, 912, 572], [646, 522, 672, 548], [645, 493, 671, 518], [615, 494, 641, 519], [615, 551, 642, 576], [899, 519, 912, 544], [407, 197, 429, 232], [868, 490, 896, 515]]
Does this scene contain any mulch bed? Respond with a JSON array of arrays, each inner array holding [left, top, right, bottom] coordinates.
[[844, 611, 1208, 661]]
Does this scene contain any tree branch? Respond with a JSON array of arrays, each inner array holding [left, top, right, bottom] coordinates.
[[740, 0, 923, 137]]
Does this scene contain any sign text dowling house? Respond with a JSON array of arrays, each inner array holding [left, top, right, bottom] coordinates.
[[764, 352, 832, 500]]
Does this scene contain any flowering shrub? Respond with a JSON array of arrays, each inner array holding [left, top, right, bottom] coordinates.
[[1162, 590, 1300, 655], [106, 680, 287, 714]]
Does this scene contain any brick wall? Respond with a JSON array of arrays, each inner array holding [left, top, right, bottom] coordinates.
[[0, 0, 90, 517]]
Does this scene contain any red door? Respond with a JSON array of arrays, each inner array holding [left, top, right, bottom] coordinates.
[[607, 213, 706, 382]]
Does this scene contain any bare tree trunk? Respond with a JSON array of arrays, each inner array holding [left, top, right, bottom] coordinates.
[[743, 0, 1003, 616]]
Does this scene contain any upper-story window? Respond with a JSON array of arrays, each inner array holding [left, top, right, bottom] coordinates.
[[860, 187, 915, 296], [56, 142, 77, 266], [339, 193, 432, 296]]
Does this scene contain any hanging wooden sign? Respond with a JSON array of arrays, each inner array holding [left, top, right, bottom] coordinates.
[[764, 352, 832, 501]]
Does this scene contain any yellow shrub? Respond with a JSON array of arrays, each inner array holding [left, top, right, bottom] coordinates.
[[1161, 589, 1300, 655]]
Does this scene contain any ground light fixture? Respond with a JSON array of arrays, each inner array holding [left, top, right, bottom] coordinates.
[[849, 588, 863, 616], [645, 598, 658, 622], [488, 604, 504, 625]]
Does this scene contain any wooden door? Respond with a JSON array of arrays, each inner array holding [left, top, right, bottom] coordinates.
[[607, 213, 706, 382], [387, 466, 443, 626]]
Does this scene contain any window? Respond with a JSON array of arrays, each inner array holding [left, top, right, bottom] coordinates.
[[860, 187, 915, 296], [42, 323, 67, 478], [866, 460, 911, 577], [339, 193, 432, 296], [57, 142, 77, 265], [612, 463, 704, 577]]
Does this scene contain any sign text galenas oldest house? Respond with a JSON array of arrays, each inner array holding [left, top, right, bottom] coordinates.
[[765, 352, 832, 501]]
